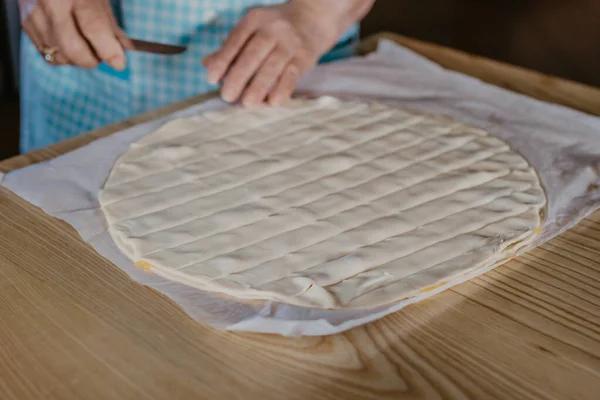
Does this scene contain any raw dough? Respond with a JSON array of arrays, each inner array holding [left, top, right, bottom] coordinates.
[[100, 97, 546, 309]]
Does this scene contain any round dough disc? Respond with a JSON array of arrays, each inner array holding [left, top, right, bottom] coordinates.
[[100, 97, 546, 309]]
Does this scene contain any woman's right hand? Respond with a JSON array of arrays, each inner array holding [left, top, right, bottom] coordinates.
[[19, 0, 129, 70]]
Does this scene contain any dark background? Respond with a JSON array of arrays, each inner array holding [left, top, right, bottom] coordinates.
[[2, 0, 600, 160]]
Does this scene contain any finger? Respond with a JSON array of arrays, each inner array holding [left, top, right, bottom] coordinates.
[[44, 4, 99, 69], [74, 2, 126, 70], [205, 11, 262, 84], [103, 1, 134, 52], [115, 28, 134, 52], [22, 13, 44, 50], [220, 33, 277, 103], [56, 18, 100, 69], [38, 0, 97, 67], [268, 62, 301, 106], [241, 47, 292, 107], [27, 7, 68, 64]]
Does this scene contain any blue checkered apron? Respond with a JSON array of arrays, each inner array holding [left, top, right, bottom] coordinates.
[[20, 0, 359, 153]]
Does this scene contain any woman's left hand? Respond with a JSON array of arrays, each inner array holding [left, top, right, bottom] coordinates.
[[203, 0, 373, 107]]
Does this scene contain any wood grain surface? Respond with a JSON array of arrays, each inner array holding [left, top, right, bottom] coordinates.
[[1, 33, 600, 400]]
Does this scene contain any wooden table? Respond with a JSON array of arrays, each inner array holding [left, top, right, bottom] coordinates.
[[2, 33, 600, 400]]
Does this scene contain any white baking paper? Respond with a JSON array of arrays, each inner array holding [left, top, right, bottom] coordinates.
[[2, 40, 600, 336]]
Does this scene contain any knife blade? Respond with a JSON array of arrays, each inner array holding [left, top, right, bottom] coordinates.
[[124, 38, 187, 55]]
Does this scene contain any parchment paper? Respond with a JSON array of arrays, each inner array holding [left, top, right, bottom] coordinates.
[[2, 40, 600, 336]]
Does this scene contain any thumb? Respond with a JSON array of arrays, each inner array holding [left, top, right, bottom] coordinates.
[[74, 0, 126, 70]]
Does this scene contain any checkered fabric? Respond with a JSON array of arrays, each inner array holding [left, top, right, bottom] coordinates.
[[20, 0, 359, 153]]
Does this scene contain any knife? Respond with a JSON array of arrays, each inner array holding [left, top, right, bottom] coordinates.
[[124, 38, 188, 55]]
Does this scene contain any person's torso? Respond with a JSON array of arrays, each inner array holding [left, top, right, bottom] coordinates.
[[20, 0, 359, 152]]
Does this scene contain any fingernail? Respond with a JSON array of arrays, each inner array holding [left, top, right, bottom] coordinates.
[[221, 89, 235, 103], [207, 69, 220, 85], [243, 97, 259, 108], [109, 56, 126, 71], [269, 96, 282, 107]]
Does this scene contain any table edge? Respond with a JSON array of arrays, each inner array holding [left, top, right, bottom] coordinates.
[[3, 31, 600, 173]]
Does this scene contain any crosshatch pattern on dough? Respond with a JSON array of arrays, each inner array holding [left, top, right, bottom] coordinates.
[[100, 97, 546, 309]]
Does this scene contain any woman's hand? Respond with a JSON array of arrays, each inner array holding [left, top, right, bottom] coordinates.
[[19, 0, 129, 70], [203, 0, 374, 107]]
